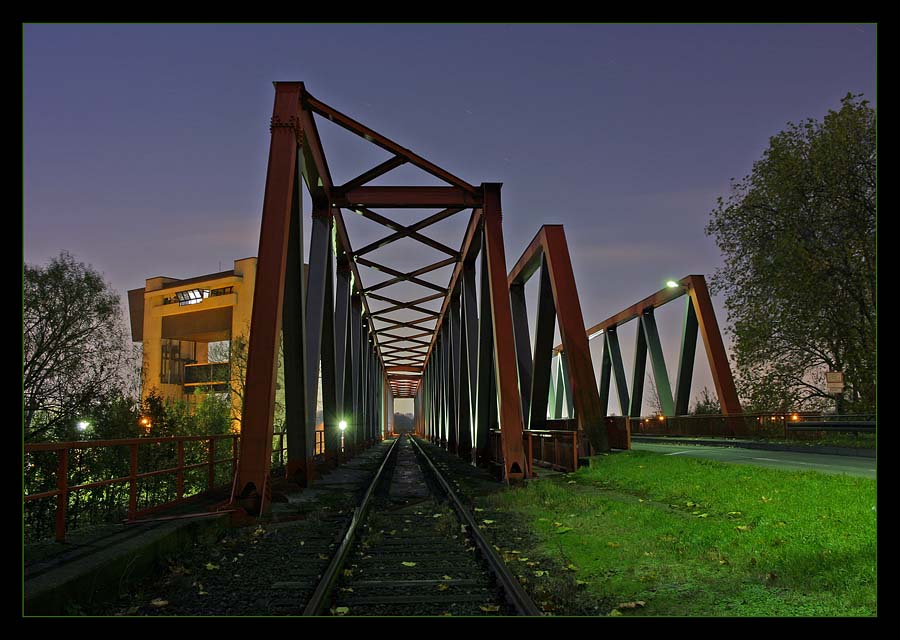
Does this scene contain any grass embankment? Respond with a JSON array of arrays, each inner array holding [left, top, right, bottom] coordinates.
[[478, 450, 876, 616]]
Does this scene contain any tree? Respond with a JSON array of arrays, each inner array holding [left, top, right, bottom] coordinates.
[[706, 94, 875, 413], [24, 252, 131, 441], [219, 329, 286, 431], [645, 369, 664, 416], [691, 387, 721, 415]]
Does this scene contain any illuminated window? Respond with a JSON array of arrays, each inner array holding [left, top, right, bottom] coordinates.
[[176, 289, 210, 305]]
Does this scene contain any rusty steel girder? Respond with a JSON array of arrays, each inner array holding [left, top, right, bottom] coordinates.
[[236, 82, 536, 514], [508, 225, 611, 454], [553, 274, 742, 422]]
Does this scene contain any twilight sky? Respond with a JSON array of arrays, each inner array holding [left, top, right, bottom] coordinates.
[[23, 23, 876, 413]]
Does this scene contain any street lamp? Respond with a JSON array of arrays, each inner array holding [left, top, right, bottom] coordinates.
[[666, 280, 679, 289], [339, 420, 347, 454], [76, 420, 90, 432]]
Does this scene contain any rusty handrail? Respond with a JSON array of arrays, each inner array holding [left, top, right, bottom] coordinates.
[[24, 433, 239, 542]]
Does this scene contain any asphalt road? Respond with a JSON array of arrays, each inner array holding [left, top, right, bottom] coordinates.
[[631, 442, 876, 479]]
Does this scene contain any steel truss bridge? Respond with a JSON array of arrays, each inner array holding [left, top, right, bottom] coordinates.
[[227, 81, 740, 517]]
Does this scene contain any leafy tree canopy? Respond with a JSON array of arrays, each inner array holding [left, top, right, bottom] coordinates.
[[24, 252, 130, 441], [706, 94, 875, 412]]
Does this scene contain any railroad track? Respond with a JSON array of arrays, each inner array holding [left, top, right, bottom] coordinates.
[[96, 437, 537, 616], [305, 434, 541, 617]]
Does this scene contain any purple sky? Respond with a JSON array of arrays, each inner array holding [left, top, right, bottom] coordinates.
[[23, 24, 876, 413]]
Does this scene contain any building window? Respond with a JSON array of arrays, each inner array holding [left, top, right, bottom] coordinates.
[[176, 289, 210, 305], [160, 339, 196, 385]]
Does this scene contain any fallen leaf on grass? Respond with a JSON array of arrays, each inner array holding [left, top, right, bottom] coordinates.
[[609, 610, 623, 617], [331, 606, 350, 616], [567, 480, 577, 484], [432, 513, 443, 518], [437, 583, 449, 591], [474, 507, 484, 512], [564, 564, 578, 572], [479, 604, 500, 612], [575, 580, 589, 587], [553, 522, 563, 527], [686, 501, 695, 507], [735, 525, 751, 533], [343, 569, 353, 577], [401, 561, 417, 567], [340, 587, 354, 593], [616, 601, 646, 609], [150, 599, 169, 608], [482, 519, 495, 525], [727, 511, 742, 517], [534, 570, 548, 577], [761, 496, 772, 503], [205, 563, 219, 571], [696, 513, 709, 518], [442, 575, 453, 580], [556, 527, 573, 534], [607, 542, 621, 548]]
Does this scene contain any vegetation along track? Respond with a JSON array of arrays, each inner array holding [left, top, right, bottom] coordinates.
[[309, 434, 541, 617]]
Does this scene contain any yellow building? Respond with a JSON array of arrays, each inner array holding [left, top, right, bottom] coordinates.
[[127, 258, 257, 430]]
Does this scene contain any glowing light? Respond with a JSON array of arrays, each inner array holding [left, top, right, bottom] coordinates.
[[339, 420, 348, 432], [791, 414, 800, 421], [76, 421, 89, 432], [666, 280, 679, 288], [658, 415, 665, 421]]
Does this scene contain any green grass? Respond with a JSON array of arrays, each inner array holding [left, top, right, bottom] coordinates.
[[782, 433, 876, 449], [480, 450, 876, 616]]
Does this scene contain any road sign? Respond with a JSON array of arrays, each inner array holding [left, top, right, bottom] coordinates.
[[826, 371, 844, 393]]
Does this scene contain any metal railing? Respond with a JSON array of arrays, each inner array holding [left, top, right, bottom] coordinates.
[[183, 362, 230, 386], [270, 428, 331, 478], [490, 425, 585, 474], [25, 426, 370, 543], [630, 413, 876, 440], [485, 412, 875, 475], [24, 434, 238, 542]]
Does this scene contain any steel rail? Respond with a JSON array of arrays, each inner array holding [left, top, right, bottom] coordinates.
[[408, 436, 542, 616], [302, 436, 402, 616]]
